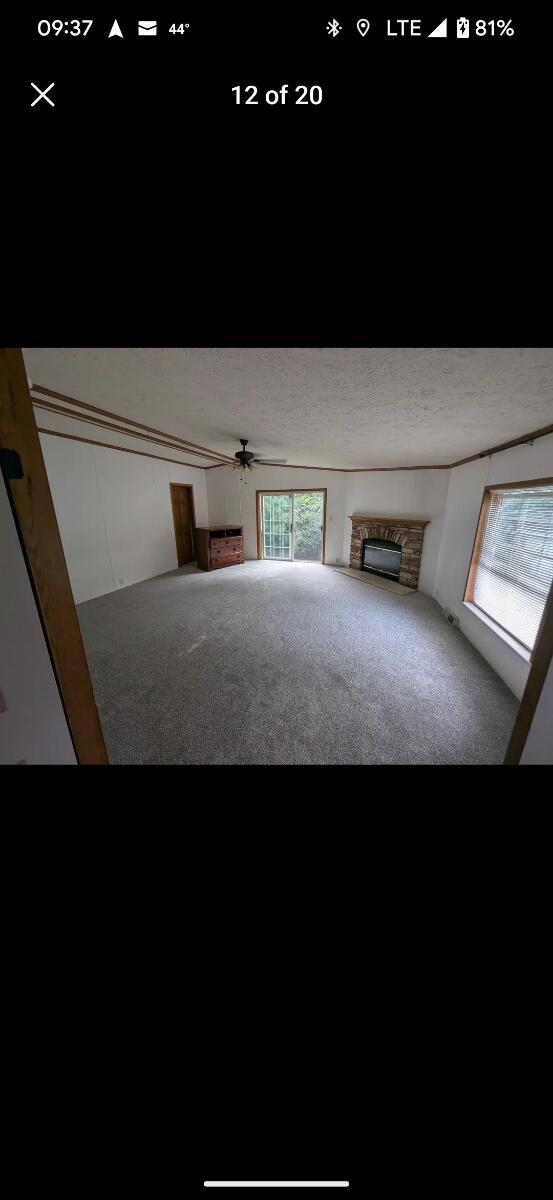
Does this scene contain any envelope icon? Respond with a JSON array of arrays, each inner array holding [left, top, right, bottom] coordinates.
[[138, 20, 157, 36]]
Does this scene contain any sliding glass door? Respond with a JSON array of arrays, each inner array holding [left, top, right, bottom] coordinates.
[[262, 493, 292, 559], [292, 491, 324, 561], [261, 491, 325, 563]]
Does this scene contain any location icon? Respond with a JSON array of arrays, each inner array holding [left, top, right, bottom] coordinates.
[[357, 18, 370, 37]]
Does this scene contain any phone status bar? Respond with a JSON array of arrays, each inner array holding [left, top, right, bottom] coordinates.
[[30, 16, 520, 42]]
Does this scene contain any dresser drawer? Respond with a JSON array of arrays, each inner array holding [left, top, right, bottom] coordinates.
[[212, 555, 242, 568], [213, 540, 242, 554]]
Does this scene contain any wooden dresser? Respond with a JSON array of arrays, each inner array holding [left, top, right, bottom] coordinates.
[[196, 525, 245, 572]]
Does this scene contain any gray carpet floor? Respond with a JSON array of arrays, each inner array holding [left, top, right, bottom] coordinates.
[[77, 560, 518, 764]]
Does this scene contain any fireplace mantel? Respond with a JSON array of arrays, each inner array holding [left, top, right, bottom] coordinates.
[[348, 515, 431, 589], [348, 515, 431, 526]]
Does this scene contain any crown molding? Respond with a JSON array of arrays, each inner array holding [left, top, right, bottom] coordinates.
[[29, 383, 553, 474], [36, 426, 210, 471], [211, 421, 553, 472], [348, 515, 431, 526], [450, 422, 553, 466], [32, 396, 226, 465], [30, 384, 236, 464]]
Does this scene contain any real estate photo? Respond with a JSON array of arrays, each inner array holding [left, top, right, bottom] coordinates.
[[1, 346, 552, 765]]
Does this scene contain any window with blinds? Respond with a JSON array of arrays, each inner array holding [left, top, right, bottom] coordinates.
[[466, 482, 553, 651]]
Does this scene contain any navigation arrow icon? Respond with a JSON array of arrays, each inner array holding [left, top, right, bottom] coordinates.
[[108, 20, 123, 38]]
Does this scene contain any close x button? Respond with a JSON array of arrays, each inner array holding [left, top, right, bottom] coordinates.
[[30, 82, 55, 106]]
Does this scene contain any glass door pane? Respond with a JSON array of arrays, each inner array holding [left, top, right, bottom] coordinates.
[[292, 492, 324, 562], [262, 493, 292, 559]]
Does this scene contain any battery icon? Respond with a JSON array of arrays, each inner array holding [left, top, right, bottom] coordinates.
[[457, 18, 470, 37]]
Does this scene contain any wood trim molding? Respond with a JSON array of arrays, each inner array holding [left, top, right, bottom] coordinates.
[[504, 580, 553, 764], [473, 476, 553, 492], [30, 384, 236, 464], [348, 515, 431, 526], [322, 488, 327, 564], [1, 349, 108, 764], [255, 488, 328, 563], [474, 424, 553, 462], [449, 424, 553, 467], [463, 488, 492, 604], [184, 420, 553, 474], [36, 426, 212, 471], [27, 383, 553, 476], [256, 491, 261, 560], [252, 461, 451, 472], [32, 396, 229, 464]]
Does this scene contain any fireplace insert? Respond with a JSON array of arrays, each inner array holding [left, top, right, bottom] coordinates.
[[362, 537, 402, 581]]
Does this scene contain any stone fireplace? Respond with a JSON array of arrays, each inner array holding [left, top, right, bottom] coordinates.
[[348, 516, 430, 590]]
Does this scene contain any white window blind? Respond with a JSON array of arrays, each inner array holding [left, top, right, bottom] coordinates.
[[472, 484, 553, 650]]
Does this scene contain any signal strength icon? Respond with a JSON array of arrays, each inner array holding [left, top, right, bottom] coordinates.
[[428, 18, 447, 37]]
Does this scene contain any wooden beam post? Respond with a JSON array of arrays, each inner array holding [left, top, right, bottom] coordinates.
[[0, 348, 108, 764], [504, 582, 553, 764]]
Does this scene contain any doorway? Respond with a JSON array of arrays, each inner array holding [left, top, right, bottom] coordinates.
[[170, 484, 196, 566], [257, 489, 326, 563]]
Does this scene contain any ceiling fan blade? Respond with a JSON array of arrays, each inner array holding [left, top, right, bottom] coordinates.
[[253, 458, 288, 464]]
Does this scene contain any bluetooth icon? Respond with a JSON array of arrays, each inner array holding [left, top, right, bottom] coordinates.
[[326, 19, 342, 37]]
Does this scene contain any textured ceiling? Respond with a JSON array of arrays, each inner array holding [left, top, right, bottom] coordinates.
[[23, 347, 553, 468]]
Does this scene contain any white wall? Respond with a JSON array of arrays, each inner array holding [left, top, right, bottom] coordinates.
[[206, 466, 347, 564], [434, 433, 553, 699], [520, 659, 553, 764], [343, 470, 450, 595], [39, 430, 209, 604], [0, 479, 76, 764]]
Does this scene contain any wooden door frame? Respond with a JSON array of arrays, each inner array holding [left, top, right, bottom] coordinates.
[[0, 348, 107, 764], [256, 488, 327, 563], [170, 482, 197, 563]]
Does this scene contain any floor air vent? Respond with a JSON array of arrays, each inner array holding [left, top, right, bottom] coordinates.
[[442, 606, 459, 628]]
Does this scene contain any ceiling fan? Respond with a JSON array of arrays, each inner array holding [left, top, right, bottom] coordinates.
[[233, 438, 287, 469]]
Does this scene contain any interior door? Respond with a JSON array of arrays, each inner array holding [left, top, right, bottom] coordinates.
[[262, 492, 292, 559], [170, 484, 194, 566]]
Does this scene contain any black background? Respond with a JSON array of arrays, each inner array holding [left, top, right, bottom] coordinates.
[[5, 8, 551, 344], [9, 802, 547, 1194], [2, 10, 550, 1194]]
